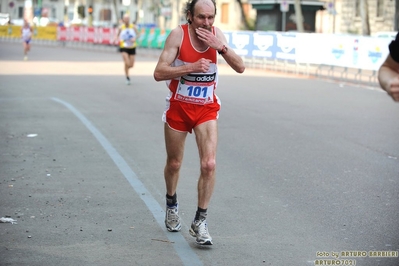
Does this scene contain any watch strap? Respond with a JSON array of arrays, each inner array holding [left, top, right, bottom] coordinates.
[[218, 45, 228, 55]]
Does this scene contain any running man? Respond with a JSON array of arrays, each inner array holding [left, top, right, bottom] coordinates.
[[21, 20, 32, 61], [115, 14, 138, 85], [153, 0, 245, 245]]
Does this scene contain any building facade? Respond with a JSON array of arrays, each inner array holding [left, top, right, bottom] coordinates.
[[317, 0, 397, 34], [249, 0, 325, 32], [249, 0, 397, 34], [3, 0, 394, 35], [0, 0, 65, 25], [0, 0, 256, 30]]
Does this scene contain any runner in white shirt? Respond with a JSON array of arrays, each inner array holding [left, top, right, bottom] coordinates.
[[114, 14, 138, 85], [21, 20, 32, 61]]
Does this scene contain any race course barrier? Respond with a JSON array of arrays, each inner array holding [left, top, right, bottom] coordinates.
[[1, 25, 392, 86]]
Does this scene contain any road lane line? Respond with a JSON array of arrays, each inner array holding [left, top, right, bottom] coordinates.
[[51, 97, 203, 266]]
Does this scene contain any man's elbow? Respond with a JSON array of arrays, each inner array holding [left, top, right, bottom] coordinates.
[[153, 71, 163, 82], [236, 65, 245, 74]]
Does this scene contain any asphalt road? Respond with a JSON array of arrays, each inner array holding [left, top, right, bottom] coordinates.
[[0, 41, 398, 266]]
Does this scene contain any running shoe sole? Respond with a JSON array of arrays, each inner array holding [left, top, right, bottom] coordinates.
[[166, 224, 181, 232], [189, 228, 213, 245]]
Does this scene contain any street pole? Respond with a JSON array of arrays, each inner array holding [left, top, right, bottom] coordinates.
[[293, 0, 304, 32], [88, 0, 93, 26], [332, 0, 336, 33], [38, 0, 42, 24], [112, 0, 119, 24], [137, 0, 143, 25], [396, 0, 399, 31], [282, 12, 286, 31], [280, 1, 288, 31]]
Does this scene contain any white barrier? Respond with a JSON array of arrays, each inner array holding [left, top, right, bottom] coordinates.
[[3, 29, 391, 86]]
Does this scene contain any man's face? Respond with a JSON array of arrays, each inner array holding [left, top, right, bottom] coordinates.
[[190, 1, 215, 31]]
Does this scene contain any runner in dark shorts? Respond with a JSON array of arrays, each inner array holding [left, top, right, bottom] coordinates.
[[114, 14, 138, 85]]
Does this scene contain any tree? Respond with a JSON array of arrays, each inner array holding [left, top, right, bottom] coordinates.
[[148, 0, 169, 29], [359, 0, 370, 35], [235, 0, 251, 30], [112, 0, 119, 24], [136, 0, 143, 23], [293, 0, 304, 32], [396, 0, 399, 31]]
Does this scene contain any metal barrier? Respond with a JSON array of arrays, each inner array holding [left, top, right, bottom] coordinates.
[[241, 55, 378, 87], [1, 37, 379, 87]]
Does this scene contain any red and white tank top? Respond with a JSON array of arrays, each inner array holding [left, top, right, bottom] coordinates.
[[166, 24, 218, 105]]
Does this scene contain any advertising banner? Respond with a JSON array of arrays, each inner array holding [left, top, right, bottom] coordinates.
[[275, 32, 296, 61], [225, 31, 252, 56], [356, 36, 389, 70], [70, 26, 83, 42], [57, 26, 67, 41], [155, 28, 170, 49], [2, 24, 392, 72], [85, 27, 96, 43], [296, 33, 390, 70], [251, 31, 276, 58], [136, 27, 147, 47], [296, 33, 330, 65], [35, 26, 57, 40], [149, 28, 160, 49], [98, 27, 115, 45], [0, 26, 9, 37], [0, 25, 22, 38], [144, 28, 156, 48]]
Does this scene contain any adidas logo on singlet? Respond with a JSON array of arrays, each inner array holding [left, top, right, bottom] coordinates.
[[196, 76, 215, 82], [182, 73, 216, 82]]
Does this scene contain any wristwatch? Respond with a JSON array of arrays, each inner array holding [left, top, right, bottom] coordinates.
[[218, 45, 228, 55]]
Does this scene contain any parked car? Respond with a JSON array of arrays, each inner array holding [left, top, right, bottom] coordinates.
[[11, 18, 24, 26], [0, 13, 10, 25]]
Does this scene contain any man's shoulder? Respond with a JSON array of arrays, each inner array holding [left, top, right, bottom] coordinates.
[[170, 26, 184, 35], [173, 24, 185, 32], [164, 27, 184, 48]]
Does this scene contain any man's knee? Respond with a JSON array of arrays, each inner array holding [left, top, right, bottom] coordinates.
[[200, 159, 216, 176], [166, 158, 182, 173]]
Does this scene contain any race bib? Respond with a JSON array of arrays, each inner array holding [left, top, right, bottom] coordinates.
[[175, 73, 216, 105]]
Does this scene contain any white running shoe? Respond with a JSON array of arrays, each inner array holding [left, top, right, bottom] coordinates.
[[189, 219, 213, 245], [165, 205, 181, 232]]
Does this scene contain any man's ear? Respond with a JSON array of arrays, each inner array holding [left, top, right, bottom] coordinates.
[[187, 11, 193, 24]]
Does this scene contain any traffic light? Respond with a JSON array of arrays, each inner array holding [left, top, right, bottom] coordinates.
[[88, 6, 93, 15]]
